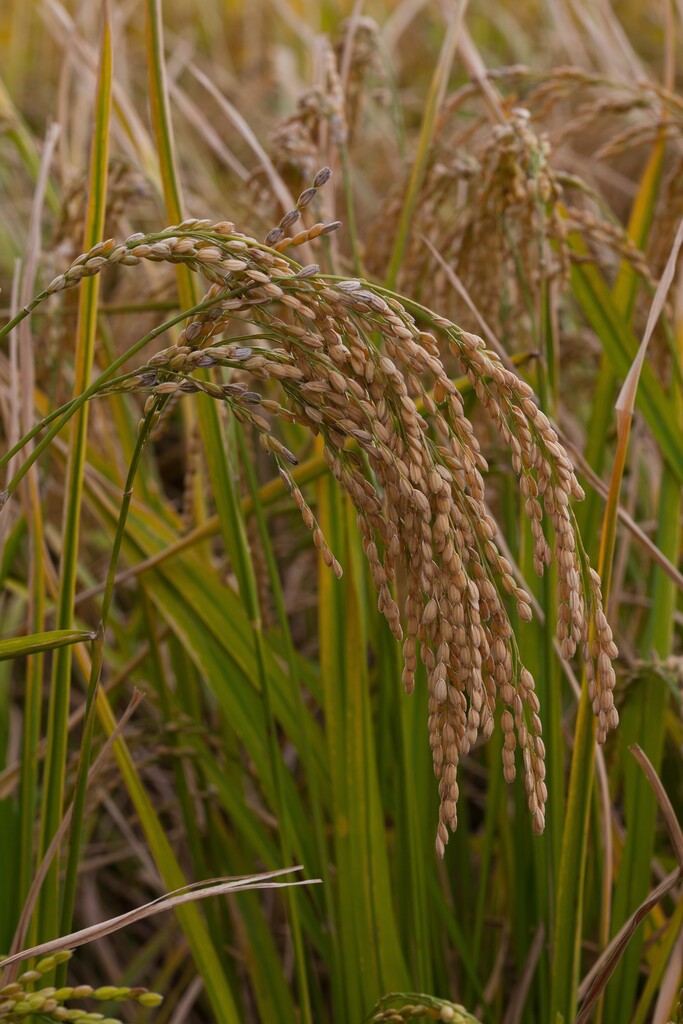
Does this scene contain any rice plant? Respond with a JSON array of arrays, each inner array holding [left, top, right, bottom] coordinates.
[[0, 2, 681, 1023]]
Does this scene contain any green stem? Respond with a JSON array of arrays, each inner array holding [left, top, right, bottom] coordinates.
[[550, 683, 596, 1022], [339, 145, 362, 277], [218, 417, 314, 1024], [58, 405, 159, 957], [384, 1, 466, 290]]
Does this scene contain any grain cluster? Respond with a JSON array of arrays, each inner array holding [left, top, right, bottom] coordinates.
[[0, 952, 162, 1023], [33, 170, 618, 854]]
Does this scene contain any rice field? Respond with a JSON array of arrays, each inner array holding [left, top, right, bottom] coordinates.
[[0, 2, 682, 1022]]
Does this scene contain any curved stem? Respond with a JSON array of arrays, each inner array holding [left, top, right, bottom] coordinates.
[[0, 371, 144, 473], [0, 293, 227, 505], [0, 290, 50, 345]]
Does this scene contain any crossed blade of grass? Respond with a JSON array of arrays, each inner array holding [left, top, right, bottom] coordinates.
[[1, 868, 320, 972], [0, 866, 320, 1023]]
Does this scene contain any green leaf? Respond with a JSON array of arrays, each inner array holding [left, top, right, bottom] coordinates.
[[35, 0, 112, 947], [0, 630, 94, 661]]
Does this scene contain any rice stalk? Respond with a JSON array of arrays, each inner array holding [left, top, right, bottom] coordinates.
[[4, 7, 682, 1018], [34, 0, 111, 949], [1, 169, 618, 857]]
